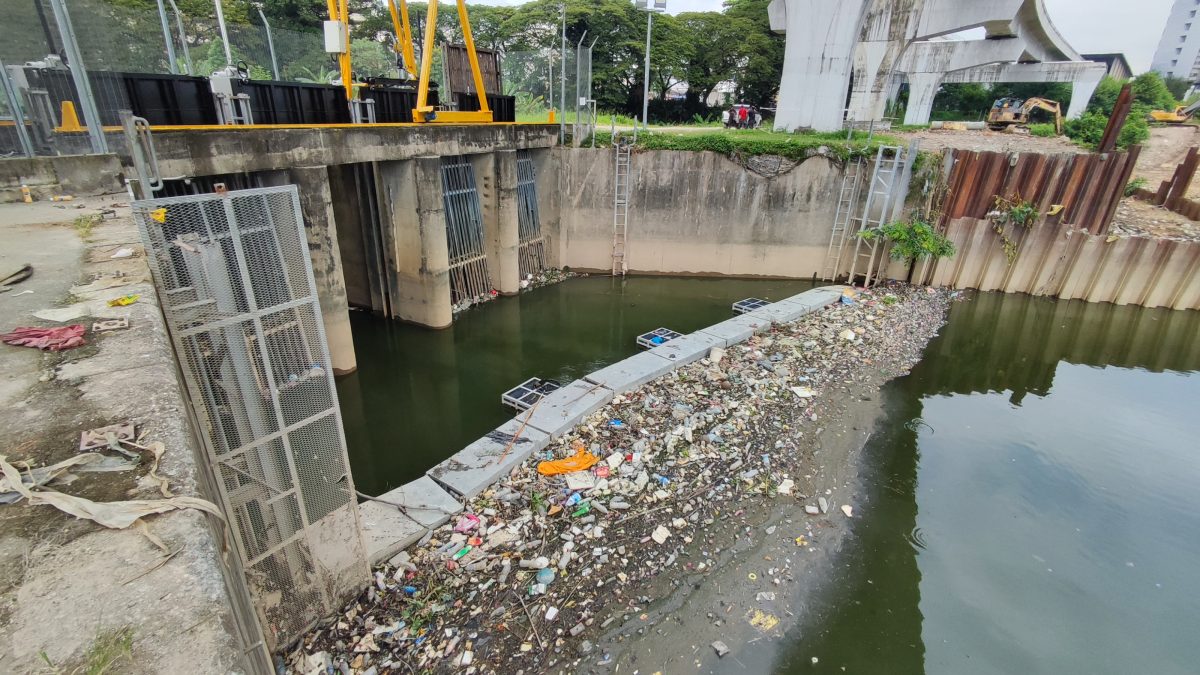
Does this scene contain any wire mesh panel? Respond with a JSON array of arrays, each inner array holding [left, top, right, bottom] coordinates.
[[440, 156, 492, 304], [516, 150, 545, 278], [132, 185, 368, 651]]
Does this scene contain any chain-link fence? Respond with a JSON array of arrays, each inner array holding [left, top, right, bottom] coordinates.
[[502, 50, 554, 122]]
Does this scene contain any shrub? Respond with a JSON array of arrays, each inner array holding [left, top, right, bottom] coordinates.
[[1064, 108, 1149, 150], [1131, 72, 1177, 111], [859, 218, 955, 263], [1028, 123, 1057, 138]]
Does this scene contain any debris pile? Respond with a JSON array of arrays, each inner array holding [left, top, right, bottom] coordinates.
[[521, 267, 579, 291], [288, 284, 952, 674]]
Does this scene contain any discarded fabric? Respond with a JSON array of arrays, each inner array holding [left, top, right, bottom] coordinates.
[[537, 447, 600, 476], [1, 324, 85, 351]]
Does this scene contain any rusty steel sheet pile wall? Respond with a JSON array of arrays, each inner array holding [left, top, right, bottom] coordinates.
[[939, 148, 1141, 236], [917, 148, 1200, 310]]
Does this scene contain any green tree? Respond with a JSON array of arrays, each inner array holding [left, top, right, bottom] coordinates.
[[1087, 76, 1125, 115], [676, 11, 753, 109], [723, 0, 783, 107], [1163, 74, 1191, 101], [1130, 71, 1176, 110]]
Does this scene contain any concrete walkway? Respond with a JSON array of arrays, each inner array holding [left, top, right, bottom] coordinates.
[[0, 197, 256, 673]]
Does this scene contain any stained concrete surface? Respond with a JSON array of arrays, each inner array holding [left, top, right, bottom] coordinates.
[[0, 197, 251, 673], [428, 418, 551, 500]]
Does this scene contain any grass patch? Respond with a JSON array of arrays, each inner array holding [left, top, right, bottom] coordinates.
[[1124, 176, 1148, 197], [1028, 123, 1058, 138], [81, 626, 134, 675], [589, 128, 902, 162], [73, 214, 101, 240]]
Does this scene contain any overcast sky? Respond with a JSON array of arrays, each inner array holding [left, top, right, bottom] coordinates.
[[472, 0, 1176, 73]]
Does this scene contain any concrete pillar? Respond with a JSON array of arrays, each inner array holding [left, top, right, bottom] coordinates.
[[533, 149, 561, 268], [904, 73, 943, 126], [378, 157, 453, 329], [469, 152, 518, 296], [770, 0, 864, 132], [288, 166, 357, 375], [492, 150, 521, 295], [1067, 69, 1103, 120]]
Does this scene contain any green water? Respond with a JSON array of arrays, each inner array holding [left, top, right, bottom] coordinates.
[[336, 275, 817, 495], [765, 293, 1200, 674]]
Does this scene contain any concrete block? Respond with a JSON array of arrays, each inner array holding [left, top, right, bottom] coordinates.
[[358, 501, 427, 564], [428, 418, 549, 500], [360, 475, 464, 563], [524, 378, 614, 438], [648, 331, 723, 367], [583, 351, 675, 393], [749, 286, 844, 324], [697, 313, 772, 347]]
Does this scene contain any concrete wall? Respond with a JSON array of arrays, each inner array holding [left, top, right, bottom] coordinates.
[[557, 148, 842, 278], [910, 217, 1200, 310], [0, 154, 124, 202], [141, 125, 557, 179]]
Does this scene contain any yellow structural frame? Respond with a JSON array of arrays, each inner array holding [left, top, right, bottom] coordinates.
[[386, 0, 418, 77], [413, 0, 492, 123]]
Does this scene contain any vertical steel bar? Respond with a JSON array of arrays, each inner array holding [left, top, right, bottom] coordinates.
[[0, 61, 35, 157], [257, 8, 281, 80], [559, 1, 566, 144], [213, 0, 233, 67], [642, 10, 652, 131], [46, 0, 108, 153], [156, 0, 179, 74], [167, 0, 194, 75]]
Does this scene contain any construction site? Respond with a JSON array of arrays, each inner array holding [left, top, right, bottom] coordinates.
[[1, 0, 1198, 673]]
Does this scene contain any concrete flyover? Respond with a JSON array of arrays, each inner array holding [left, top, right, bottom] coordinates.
[[111, 123, 560, 376], [769, 0, 1107, 131]]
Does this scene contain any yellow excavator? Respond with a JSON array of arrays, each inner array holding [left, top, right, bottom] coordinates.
[[1148, 99, 1200, 124], [986, 97, 1063, 134]]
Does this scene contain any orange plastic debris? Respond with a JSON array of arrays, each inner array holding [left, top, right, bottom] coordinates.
[[537, 447, 600, 476]]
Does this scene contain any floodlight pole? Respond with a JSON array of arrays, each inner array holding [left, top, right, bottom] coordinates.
[[635, 1, 664, 132]]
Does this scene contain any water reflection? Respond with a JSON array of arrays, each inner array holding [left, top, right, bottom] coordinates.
[[337, 276, 818, 494], [772, 294, 1200, 674]]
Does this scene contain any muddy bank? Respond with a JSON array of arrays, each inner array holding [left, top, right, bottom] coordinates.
[[287, 284, 952, 674]]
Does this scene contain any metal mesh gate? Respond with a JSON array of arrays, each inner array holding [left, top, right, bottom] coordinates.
[[516, 150, 546, 278], [441, 156, 492, 303], [132, 185, 368, 651]]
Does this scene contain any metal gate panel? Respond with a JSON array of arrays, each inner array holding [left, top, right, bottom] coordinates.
[[132, 185, 368, 651], [516, 150, 546, 278], [440, 156, 492, 303]]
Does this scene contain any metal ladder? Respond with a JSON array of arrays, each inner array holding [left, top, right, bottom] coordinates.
[[612, 132, 632, 276], [847, 144, 905, 287], [822, 158, 863, 280]]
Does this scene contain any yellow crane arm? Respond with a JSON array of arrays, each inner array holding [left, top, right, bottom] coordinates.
[[414, 0, 493, 123], [387, 0, 417, 77]]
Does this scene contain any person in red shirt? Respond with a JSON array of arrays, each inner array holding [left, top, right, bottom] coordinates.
[[738, 106, 748, 128]]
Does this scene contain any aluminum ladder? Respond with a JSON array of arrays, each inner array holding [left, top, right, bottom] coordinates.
[[821, 157, 864, 280], [612, 133, 633, 276], [847, 145, 905, 287]]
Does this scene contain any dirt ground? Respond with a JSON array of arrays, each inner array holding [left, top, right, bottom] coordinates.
[[0, 198, 246, 674], [892, 126, 1083, 155]]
